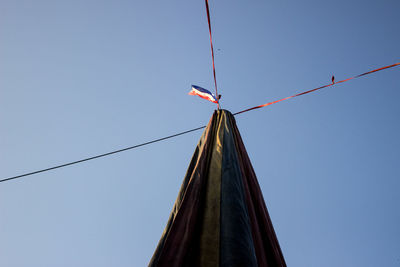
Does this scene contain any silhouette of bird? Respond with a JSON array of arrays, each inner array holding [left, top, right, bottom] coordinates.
[[331, 75, 335, 84]]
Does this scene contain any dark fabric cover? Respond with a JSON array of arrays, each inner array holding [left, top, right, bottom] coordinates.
[[149, 110, 286, 267]]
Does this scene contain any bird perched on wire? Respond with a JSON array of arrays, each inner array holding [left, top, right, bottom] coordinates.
[[331, 75, 335, 84]]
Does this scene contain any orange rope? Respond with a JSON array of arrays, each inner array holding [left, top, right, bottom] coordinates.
[[205, 0, 220, 109], [234, 63, 400, 115]]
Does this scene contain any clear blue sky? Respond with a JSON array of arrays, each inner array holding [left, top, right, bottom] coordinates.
[[1, 0, 399, 266]]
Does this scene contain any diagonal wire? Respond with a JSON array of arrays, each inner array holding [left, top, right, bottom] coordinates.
[[1, 62, 399, 183], [234, 62, 400, 115], [0, 126, 206, 183]]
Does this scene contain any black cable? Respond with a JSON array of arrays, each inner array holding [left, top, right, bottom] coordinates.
[[0, 125, 206, 183], [3, 62, 399, 184]]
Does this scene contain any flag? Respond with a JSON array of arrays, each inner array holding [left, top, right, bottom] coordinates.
[[188, 85, 218, 103]]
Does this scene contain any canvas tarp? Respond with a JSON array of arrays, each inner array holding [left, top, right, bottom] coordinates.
[[149, 109, 286, 267]]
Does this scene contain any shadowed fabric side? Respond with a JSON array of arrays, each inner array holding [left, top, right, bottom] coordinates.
[[230, 113, 287, 267], [149, 113, 218, 267]]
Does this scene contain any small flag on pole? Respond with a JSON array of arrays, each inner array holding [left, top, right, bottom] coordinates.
[[188, 85, 218, 103]]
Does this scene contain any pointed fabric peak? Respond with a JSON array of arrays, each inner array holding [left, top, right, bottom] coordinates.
[[149, 110, 286, 267]]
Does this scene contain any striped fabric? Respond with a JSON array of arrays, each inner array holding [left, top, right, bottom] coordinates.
[[149, 110, 286, 267], [188, 85, 218, 103]]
